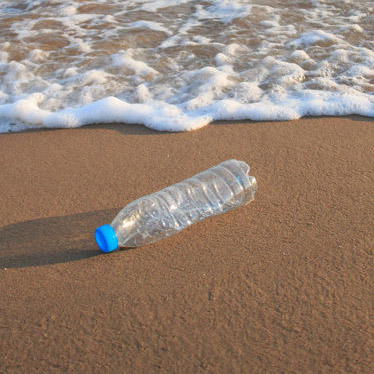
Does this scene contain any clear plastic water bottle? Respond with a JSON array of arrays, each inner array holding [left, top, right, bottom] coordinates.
[[95, 159, 257, 252]]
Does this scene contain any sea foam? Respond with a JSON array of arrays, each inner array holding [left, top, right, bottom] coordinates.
[[0, 0, 373, 132]]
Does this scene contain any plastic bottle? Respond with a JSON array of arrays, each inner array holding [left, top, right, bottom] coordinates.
[[95, 159, 257, 252]]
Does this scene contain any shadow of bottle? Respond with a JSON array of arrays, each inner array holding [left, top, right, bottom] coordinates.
[[0, 208, 120, 269]]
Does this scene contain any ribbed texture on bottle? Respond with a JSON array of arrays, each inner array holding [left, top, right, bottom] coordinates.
[[112, 160, 257, 247]]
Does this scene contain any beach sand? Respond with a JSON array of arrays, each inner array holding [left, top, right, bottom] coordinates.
[[0, 117, 373, 373]]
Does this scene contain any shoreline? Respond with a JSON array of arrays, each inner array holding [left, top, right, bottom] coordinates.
[[1, 113, 373, 136], [1, 116, 373, 373]]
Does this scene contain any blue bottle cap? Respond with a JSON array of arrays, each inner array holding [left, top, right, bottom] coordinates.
[[95, 224, 118, 253]]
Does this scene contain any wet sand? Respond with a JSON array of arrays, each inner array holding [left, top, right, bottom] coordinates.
[[0, 117, 373, 373]]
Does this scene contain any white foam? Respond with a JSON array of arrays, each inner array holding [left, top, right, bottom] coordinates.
[[136, 84, 152, 103], [60, 5, 77, 16], [215, 53, 231, 66], [77, 70, 112, 85], [233, 83, 263, 103], [29, 49, 50, 62], [290, 50, 312, 61], [0, 51, 8, 64], [289, 30, 342, 48], [160, 35, 183, 49], [64, 67, 79, 78], [194, 0, 252, 23], [129, 21, 172, 36], [112, 51, 158, 77], [0, 0, 374, 133], [0, 96, 211, 132], [192, 36, 211, 44], [140, 0, 192, 12]]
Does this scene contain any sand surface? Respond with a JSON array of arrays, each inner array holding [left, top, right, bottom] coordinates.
[[0, 117, 373, 373]]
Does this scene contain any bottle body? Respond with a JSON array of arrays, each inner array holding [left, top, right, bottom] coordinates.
[[108, 159, 257, 249]]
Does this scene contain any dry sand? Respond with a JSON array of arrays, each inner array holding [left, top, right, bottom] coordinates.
[[0, 117, 373, 373]]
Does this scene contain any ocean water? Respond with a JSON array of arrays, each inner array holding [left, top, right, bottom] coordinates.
[[0, 0, 373, 132]]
